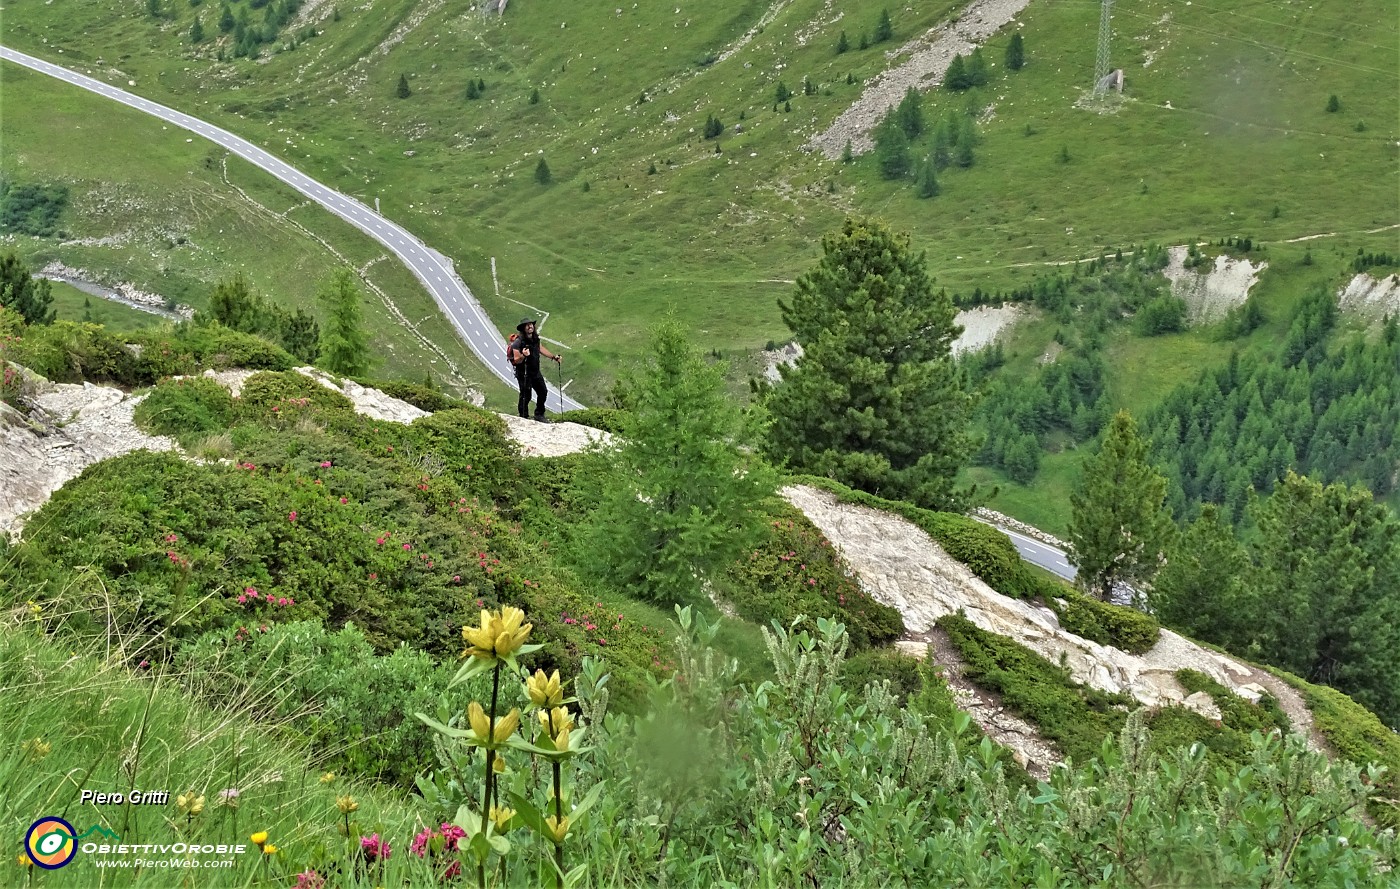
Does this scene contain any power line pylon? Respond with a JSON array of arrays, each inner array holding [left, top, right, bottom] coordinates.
[[1092, 0, 1114, 96]]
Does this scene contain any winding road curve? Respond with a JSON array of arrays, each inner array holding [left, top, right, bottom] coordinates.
[[0, 45, 583, 413], [4, 45, 1088, 573]]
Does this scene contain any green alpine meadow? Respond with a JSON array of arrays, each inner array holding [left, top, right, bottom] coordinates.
[[1, 0, 1398, 884]]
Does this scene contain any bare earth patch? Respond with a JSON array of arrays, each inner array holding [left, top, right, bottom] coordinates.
[[952, 303, 1022, 354], [809, 0, 1033, 158], [1338, 272, 1400, 320], [1161, 245, 1267, 324]]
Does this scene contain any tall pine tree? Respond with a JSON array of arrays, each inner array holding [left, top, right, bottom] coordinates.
[[765, 218, 975, 509], [1068, 410, 1172, 600]]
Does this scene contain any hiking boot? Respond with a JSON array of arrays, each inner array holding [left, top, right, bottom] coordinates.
[[533, 415, 550, 423]]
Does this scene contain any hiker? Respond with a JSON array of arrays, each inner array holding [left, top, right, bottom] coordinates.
[[511, 318, 560, 421]]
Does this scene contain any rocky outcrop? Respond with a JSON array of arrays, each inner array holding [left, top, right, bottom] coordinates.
[[1338, 272, 1400, 320], [1, 376, 176, 539], [782, 484, 1326, 767], [1162, 246, 1267, 324]]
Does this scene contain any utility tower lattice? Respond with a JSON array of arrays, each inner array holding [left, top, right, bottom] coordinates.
[[1092, 0, 1113, 95]]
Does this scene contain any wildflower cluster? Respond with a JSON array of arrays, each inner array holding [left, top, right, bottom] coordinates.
[[417, 605, 602, 888]]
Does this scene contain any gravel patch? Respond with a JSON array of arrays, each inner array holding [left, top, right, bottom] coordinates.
[[952, 304, 1022, 354], [809, 0, 1033, 158], [1161, 246, 1266, 324], [1338, 272, 1400, 320]]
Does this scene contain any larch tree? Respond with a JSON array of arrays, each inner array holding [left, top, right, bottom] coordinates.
[[1068, 410, 1173, 601], [582, 321, 776, 608], [316, 269, 370, 376], [764, 217, 976, 510]]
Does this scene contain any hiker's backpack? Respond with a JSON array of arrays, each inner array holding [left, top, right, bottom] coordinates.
[[505, 333, 519, 368]]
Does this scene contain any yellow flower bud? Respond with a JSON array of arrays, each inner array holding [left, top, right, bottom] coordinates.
[[335, 795, 359, 815], [527, 670, 564, 707], [489, 805, 515, 832], [189, 795, 205, 817], [262, 844, 279, 856], [493, 754, 506, 773], [319, 772, 335, 784], [18, 853, 33, 867], [493, 709, 521, 744], [468, 701, 490, 742], [544, 815, 570, 843], [250, 831, 269, 847]]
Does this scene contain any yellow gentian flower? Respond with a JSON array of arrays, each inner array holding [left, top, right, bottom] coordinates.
[[526, 670, 564, 707], [250, 831, 269, 847]]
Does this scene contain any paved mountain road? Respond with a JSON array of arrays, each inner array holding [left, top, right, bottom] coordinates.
[[0, 45, 583, 413], [5, 45, 1091, 577]]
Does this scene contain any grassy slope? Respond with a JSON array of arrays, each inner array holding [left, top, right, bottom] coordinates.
[[1, 624, 432, 886], [44, 279, 164, 329], [0, 63, 507, 402], [1, 0, 1394, 407]]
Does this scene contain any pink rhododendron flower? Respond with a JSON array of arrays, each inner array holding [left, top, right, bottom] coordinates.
[[360, 833, 392, 862], [403, 543, 411, 551], [320, 461, 332, 468], [340, 498, 348, 505], [288, 511, 298, 522]]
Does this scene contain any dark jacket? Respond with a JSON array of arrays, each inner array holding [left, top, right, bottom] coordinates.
[[512, 331, 543, 375]]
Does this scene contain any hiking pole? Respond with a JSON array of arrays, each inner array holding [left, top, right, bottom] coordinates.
[[554, 356, 564, 416]]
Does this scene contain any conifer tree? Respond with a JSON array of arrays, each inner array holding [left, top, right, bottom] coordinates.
[[219, 3, 234, 32], [529, 87, 541, 104], [894, 86, 924, 138], [968, 48, 989, 86], [915, 159, 939, 198], [873, 117, 910, 179], [190, 16, 205, 42], [316, 269, 370, 376], [584, 322, 776, 608], [1006, 32, 1026, 70], [836, 30, 849, 54], [765, 218, 975, 509], [944, 54, 970, 90], [0, 252, 55, 325], [1151, 504, 1252, 646], [873, 8, 894, 42], [466, 79, 479, 99], [775, 81, 792, 103], [1069, 410, 1172, 601], [534, 157, 552, 184], [396, 74, 411, 99]]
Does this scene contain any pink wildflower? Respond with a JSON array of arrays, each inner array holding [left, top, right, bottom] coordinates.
[[237, 595, 247, 605], [452, 575, 461, 583], [288, 511, 298, 522], [369, 573, 378, 580], [403, 543, 411, 551], [165, 533, 179, 543], [294, 870, 326, 889], [339, 497, 348, 505], [360, 833, 392, 863], [278, 597, 290, 607], [320, 461, 332, 469]]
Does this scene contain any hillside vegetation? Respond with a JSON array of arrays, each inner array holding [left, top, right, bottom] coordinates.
[[2, 0, 1395, 403]]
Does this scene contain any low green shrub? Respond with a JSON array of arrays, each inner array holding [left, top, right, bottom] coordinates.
[[840, 647, 923, 703], [131, 323, 294, 377], [557, 406, 631, 433], [133, 375, 235, 441], [1046, 586, 1160, 654], [1176, 669, 1290, 735], [176, 621, 482, 787], [1273, 669, 1400, 828], [939, 611, 1131, 763], [236, 370, 355, 422], [721, 509, 904, 649], [9, 320, 139, 384]]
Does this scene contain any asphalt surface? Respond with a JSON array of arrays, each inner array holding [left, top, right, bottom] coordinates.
[[0, 45, 583, 413], [978, 520, 1077, 581]]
